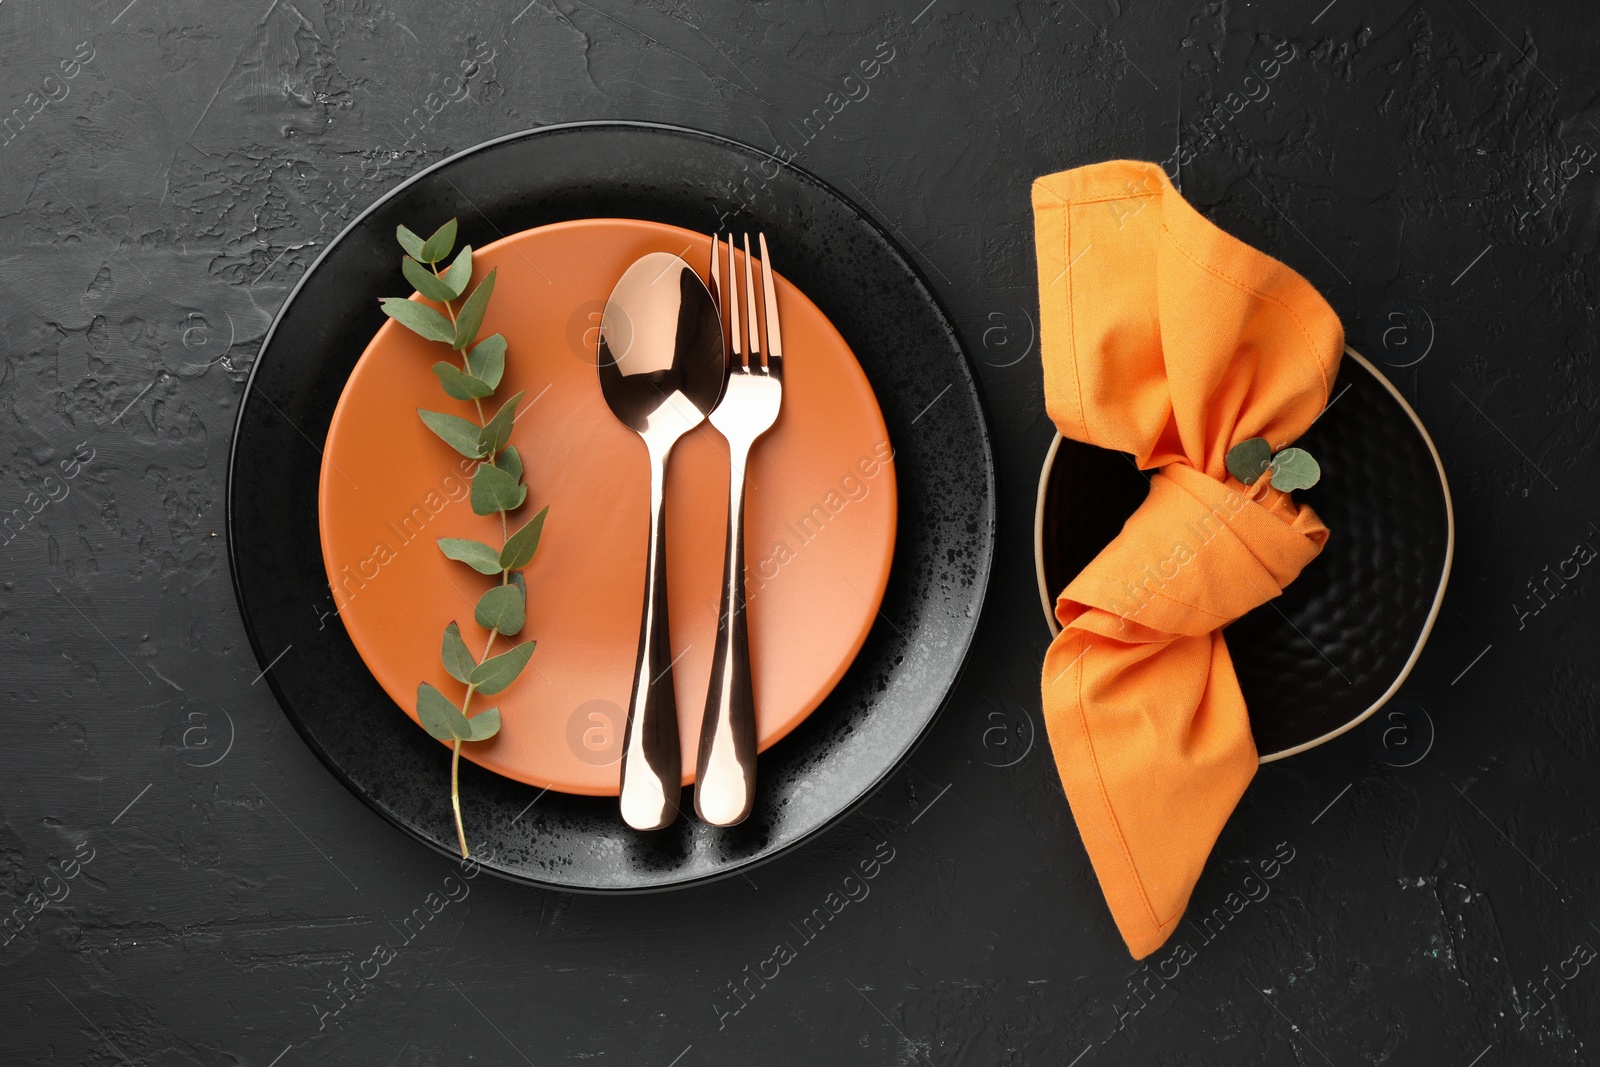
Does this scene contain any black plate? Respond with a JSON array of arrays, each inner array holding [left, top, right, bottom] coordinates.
[[227, 122, 996, 890], [1034, 349, 1452, 759]]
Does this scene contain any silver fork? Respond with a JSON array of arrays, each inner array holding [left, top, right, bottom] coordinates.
[[696, 233, 784, 827]]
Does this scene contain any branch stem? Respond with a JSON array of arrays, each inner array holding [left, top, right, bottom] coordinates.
[[427, 247, 522, 862], [451, 740, 467, 857]]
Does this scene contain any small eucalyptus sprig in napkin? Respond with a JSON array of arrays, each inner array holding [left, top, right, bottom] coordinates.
[[1225, 436, 1321, 492], [379, 218, 549, 859]]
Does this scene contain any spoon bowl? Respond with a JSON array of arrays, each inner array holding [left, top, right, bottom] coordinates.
[[599, 253, 726, 434]]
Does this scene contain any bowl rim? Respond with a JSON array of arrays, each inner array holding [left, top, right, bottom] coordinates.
[[1031, 345, 1455, 762]]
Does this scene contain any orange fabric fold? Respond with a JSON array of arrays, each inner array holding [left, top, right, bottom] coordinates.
[[1032, 161, 1343, 958]]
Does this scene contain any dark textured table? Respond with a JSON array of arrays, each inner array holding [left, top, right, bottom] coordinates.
[[4, 2, 1598, 1063]]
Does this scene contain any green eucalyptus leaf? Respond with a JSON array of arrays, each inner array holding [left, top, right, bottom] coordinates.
[[417, 682, 470, 740], [1268, 447, 1321, 492], [462, 707, 501, 742], [452, 268, 497, 350], [440, 245, 473, 300], [1225, 436, 1273, 486], [380, 297, 455, 343], [469, 642, 536, 695], [417, 704, 457, 741], [500, 506, 547, 571], [432, 362, 495, 400], [402, 256, 457, 303], [475, 584, 525, 636], [436, 537, 503, 575], [418, 409, 488, 458], [466, 334, 506, 390], [396, 225, 427, 260], [510, 570, 526, 598], [495, 445, 523, 482], [471, 461, 527, 515], [478, 389, 525, 457], [441, 622, 476, 683], [419, 218, 458, 264]]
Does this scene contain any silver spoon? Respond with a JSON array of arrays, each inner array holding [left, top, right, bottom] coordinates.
[[597, 252, 726, 830]]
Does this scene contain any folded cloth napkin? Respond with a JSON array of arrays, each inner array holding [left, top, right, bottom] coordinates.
[[1032, 161, 1344, 958]]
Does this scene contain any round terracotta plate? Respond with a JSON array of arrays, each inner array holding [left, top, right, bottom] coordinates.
[[319, 219, 897, 795]]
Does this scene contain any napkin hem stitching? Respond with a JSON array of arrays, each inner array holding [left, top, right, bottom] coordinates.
[[1061, 192, 1090, 444], [1073, 637, 1168, 933], [1079, 571, 1232, 623], [1035, 185, 1091, 444], [1061, 191, 1161, 207], [1160, 223, 1333, 401]]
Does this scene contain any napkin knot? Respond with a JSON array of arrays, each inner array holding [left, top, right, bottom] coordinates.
[[1064, 464, 1328, 642]]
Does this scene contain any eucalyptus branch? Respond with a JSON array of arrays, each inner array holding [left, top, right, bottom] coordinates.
[[378, 217, 550, 859]]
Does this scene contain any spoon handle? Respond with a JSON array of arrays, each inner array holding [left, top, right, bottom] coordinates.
[[694, 437, 758, 826], [618, 444, 682, 830]]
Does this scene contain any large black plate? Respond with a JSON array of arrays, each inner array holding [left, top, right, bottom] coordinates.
[[1035, 349, 1452, 759], [227, 122, 996, 891]]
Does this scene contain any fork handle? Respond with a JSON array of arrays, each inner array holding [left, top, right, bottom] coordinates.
[[619, 442, 682, 830], [694, 437, 758, 826]]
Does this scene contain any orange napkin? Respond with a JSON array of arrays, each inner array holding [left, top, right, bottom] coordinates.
[[1032, 161, 1343, 958]]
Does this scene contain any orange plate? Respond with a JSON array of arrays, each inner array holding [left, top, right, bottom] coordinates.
[[319, 219, 897, 795]]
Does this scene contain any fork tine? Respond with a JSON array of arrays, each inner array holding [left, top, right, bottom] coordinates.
[[757, 233, 782, 379], [741, 234, 763, 371], [708, 232, 722, 318], [725, 234, 744, 369]]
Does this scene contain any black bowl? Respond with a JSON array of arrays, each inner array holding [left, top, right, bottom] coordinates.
[[1033, 348, 1452, 760], [228, 122, 996, 890]]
